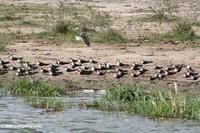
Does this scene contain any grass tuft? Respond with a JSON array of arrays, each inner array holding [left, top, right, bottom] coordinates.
[[90, 30, 129, 44], [26, 97, 64, 111], [0, 33, 17, 52], [137, 14, 179, 23], [145, 21, 200, 43], [53, 21, 75, 34], [17, 19, 39, 26], [9, 79, 66, 97], [90, 85, 200, 121], [0, 5, 17, 21]]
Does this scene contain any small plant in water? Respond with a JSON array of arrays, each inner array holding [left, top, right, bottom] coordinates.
[[26, 97, 64, 112]]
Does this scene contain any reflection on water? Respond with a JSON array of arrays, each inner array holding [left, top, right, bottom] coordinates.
[[0, 94, 200, 133]]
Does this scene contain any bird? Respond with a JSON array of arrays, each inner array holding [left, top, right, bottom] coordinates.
[[113, 71, 123, 78], [116, 60, 128, 67], [69, 58, 77, 63], [47, 64, 58, 75], [96, 70, 104, 76], [9, 65, 17, 70], [89, 57, 97, 64], [165, 64, 175, 71], [189, 75, 198, 80], [0, 59, 9, 65], [0, 64, 8, 69], [76, 29, 90, 46], [36, 61, 48, 67], [141, 59, 153, 64], [131, 62, 142, 70], [97, 63, 106, 70], [157, 74, 165, 80], [9, 54, 22, 61], [54, 59, 67, 65], [64, 66, 76, 72], [149, 75, 157, 81], [138, 67, 147, 74], [91, 66, 97, 72], [77, 67, 87, 75], [17, 68, 25, 73], [49, 70, 56, 76], [40, 68, 48, 73], [183, 70, 198, 78], [174, 65, 183, 73], [152, 64, 163, 69], [164, 70, 176, 76], [16, 71, 22, 76], [105, 62, 113, 69], [131, 71, 140, 77], [78, 58, 88, 64], [69, 61, 80, 68]]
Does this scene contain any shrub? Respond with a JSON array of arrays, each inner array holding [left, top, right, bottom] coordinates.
[[0, 5, 17, 21], [173, 21, 194, 36], [54, 21, 74, 34]]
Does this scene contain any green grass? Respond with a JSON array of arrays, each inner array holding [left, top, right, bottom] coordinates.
[[0, 33, 17, 52], [191, 21, 200, 27], [26, 97, 64, 111], [32, 30, 129, 44], [141, 21, 200, 43], [90, 85, 200, 121], [17, 19, 39, 26], [149, 33, 200, 42], [30, 5, 129, 44], [31, 26, 130, 44], [137, 14, 180, 23], [31, 30, 78, 43], [9, 79, 66, 97], [90, 30, 129, 44], [0, 5, 17, 21], [0, 81, 7, 97]]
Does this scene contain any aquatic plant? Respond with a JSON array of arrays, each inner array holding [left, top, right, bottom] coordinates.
[[9, 79, 66, 97], [91, 85, 200, 121], [26, 97, 64, 111]]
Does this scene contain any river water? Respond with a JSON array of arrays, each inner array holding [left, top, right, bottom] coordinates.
[[0, 93, 200, 133]]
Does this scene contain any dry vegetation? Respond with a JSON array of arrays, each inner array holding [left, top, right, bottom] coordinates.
[[0, 0, 200, 47]]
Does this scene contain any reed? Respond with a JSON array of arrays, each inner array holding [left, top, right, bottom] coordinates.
[[26, 97, 64, 111], [91, 85, 200, 120]]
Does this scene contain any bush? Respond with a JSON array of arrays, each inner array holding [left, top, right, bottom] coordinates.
[[0, 5, 17, 21], [173, 21, 194, 36], [54, 21, 74, 34]]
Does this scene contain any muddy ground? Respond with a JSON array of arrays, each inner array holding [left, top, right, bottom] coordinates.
[[0, 0, 199, 93]]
